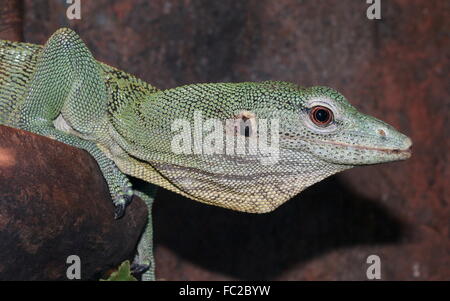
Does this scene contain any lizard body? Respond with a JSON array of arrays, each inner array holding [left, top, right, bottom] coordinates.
[[0, 28, 412, 280]]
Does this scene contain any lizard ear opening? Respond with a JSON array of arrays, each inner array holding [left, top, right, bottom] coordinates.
[[226, 111, 257, 138]]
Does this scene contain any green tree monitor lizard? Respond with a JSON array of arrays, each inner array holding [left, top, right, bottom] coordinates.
[[0, 28, 412, 280]]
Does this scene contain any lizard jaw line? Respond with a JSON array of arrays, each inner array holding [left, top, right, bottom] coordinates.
[[310, 139, 412, 158]]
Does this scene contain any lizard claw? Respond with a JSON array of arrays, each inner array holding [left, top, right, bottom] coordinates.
[[114, 202, 126, 219], [130, 263, 150, 277], [113, 185, 134, 219], [124, 186, 134, 205]]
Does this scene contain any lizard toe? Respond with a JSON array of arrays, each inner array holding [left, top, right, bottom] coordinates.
[[123, 185, 134, 205], [114, 201, 126, 219], [130, 263, 150, 277]]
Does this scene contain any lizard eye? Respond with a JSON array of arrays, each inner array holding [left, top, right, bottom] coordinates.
[[309, 106, 334, 126]]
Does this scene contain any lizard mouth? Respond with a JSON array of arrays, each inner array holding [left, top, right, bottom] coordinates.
[[379, 146, 412, 156], [318, 139, 413, 158]]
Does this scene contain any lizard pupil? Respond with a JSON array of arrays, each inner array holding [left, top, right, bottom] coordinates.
[[315, 109, 328, 122], [310, 106, 333, 126]]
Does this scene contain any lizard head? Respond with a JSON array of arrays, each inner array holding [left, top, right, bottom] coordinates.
[[121, 81, 411, 213], [277, 84, 412, 165]]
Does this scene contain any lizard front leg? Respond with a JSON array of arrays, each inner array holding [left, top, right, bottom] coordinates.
[[15, 28, 132, 218]]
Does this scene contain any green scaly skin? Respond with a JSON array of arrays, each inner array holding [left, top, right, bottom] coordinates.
[[0, 28, 412, 280]]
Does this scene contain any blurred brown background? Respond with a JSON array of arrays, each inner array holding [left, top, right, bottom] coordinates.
[[0, 0, 448, 280]]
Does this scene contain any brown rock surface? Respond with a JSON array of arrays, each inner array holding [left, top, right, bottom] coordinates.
[[0, 125, 148, 280], [0, 0, 23, 41]]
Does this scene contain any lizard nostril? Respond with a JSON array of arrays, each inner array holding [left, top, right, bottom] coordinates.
[[378, 129, 386, 137]]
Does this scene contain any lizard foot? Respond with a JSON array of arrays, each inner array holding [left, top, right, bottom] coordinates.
[[124, 182, 134, 205], [114, 201, 126, 219], [130, 263, 150, 277], [113, 183, 134, 219]]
